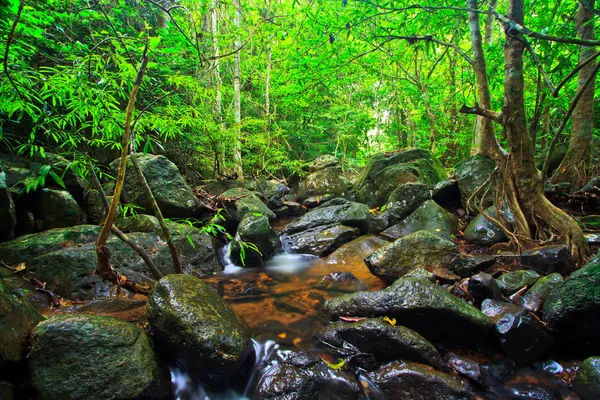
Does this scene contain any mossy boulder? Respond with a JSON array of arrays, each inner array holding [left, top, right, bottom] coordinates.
[[28, 314, 170, 400], [220, 187, 276, 228], [365, 230, 460, 283], [282, 198, 374, 235], [496, 270, 541, 295], [293, 155, 353, 202], [0, 281, 44, 362], [454, 155, 496, 212], [382, 200, 457, 241], [231, 213, 281, 266], [37, 188, 85, 230], [355, 149, 446, 208], [111, 154, 200, 218], [322, 277, 493, 347], [282, 224, 360, 257], [365, 361, 470, 400], [522, 272, 563, 313], [380, 182, 430, 227], [147, 274, 252, 388], [573, 357, 600, 400], [463, 206, 509, 246], [543, 255, 600, 351], [318, 318, 443, 370]]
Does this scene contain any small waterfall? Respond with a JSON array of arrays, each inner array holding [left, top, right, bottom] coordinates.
[[219, 241, 244, 275]]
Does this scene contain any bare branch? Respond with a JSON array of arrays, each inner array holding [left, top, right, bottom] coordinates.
[[460, 104, 505, 125]]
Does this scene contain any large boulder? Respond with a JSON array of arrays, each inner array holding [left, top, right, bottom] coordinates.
[[219, 187, 276, 228], [231, 213, 281, 266], [36, 188, 85, 230], [0, 224, 222, 300], [482, 300, 554, 364], [147, 274, 252, 388], [573, 357, 600, 400], [28, 314, 170, 399], [293, 155, 353, 202], [463, 206, 509, 246], [543, 255, 600, 351], [520, 245, 575, 275], [0, 281, 44, 362], [254, 350, 363, 400], [318, 318, 443, 370], [382, 200, 457, 241], [365, 361, 470, 400], [246, 179, 286, 208], [379, 182, 430, 227], [322, 277, 493, 347], [454, 155, 496, 212], [282, 224, 360, 257], [365, 230, 460, 283], [282, 198, 374, 235], [355, 149, 446, 207], [0, 167, 17, 241], [111, 154, 200, 218]]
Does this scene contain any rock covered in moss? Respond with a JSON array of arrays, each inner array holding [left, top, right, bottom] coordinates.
[[365, 230, 460, 283], [293, 155, 353, 202], [380, 182, 430, 226], [0, 281, 44, 362], [382, 200, 457, 241], [28, 314, 170, 400], [147, 274, 252, 388], [231, 213, 281, 266], [573, 357, 600, 400], [496, 270, 541, 295], [37, 188, 85, 230], [322, 277, 493, 347], [220, 187, 276, 228], [522, 272, 563, 313]]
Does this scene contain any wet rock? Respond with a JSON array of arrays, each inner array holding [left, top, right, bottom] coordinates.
[[147, 274, 252, 388], [365, 230, 460, 283], [0, 281, 44, 362], [432, 179, 462, 210], [282, 198, 374, 235], [315, 272, 366, 293], [454, 155, 496, 212], [318, 318, 443, 369], [15, 207, 36, 236], [231, 213, 281, 267], [116, 214, 161, 232], [445, 351, 486, 388], [496, 270, 541, 295], [37, 188, 85, 230], [111, 154, 200, 218], [200, 179, 244, 196], [382, 200, 457, 241], [29, 314, 170, 399], [0, 167, 17, 242], [463, 206, 509, 246], [468, 272, 506, 305], [254, 350, 363, 400], [404, 268, 436, 282], [322, 277, 493, 347], [520, 245, 575, 275], [85, 189, 112, 224], [543, 255, 600, 352], [282, 224, 359, 257], [355, 149, 446, 207], [294, 155, 353, 202], [302, 194, 334, 209], [482, 300, 554, 364], [522, 273, 564, 313], [573, 357, 600, 400], [220, 187, 276, 228], [380, 182, 430, 226], [246, 179, 285, 208], [325, 235, 389, 266], [366, 361, 470, 400], [452, 254, 495, 278]]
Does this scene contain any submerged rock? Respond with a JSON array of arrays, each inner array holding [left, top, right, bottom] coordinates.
[[283, 198, 374, 235], [573, 357, 600, 400], [522, 273, 564, 313], [365, 230, 460, 283], [282, 224, 360, 257], [543, 255, 600, 352], [111, 154, 200, 218], [0, 281, 44, 362], [254, 350, 363, 400], [382, 200, 457, 241], [322, 277, 493, 347], [147, 274, 252, 388], [231, 213, 281, 267], [315, 272, 366, 293], [28, 314, 170, 400], [481, 300, 554, 364], [366, 361, 470, 400], [355, 149, 446, 208], [318, 318, 443, 370]]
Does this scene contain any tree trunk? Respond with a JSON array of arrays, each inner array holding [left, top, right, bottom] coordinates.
[[483, 0, 497, 46], [232, 0, 244, 180], [501, 0, 589, 264], [550, 0, 596, 188], [211, 0, 225, 178], [467, 0, 504, 161]]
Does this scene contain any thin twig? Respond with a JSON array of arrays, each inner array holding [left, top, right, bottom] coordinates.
[[3, 0, 25, 99]]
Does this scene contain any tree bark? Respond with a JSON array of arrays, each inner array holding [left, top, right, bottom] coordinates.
[[211, 0, 225, 178], [466, 0, 505, 161], [483, 0, 497, 46], [232, 0, 244, 180], [551, 0, 596, 188]]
